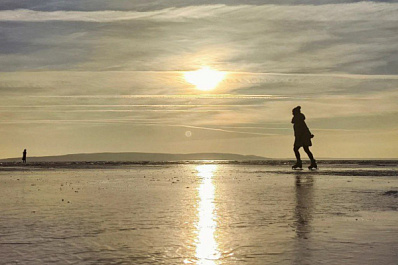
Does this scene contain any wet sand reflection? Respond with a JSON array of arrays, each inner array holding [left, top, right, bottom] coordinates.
[[294, 175, 314, 238], [194, 165, 220, 265], [294, 175, 314, 263]]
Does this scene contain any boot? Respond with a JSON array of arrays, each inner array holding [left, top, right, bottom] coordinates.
[[292, 160, 302, 169], [308, 159, 317, 170]]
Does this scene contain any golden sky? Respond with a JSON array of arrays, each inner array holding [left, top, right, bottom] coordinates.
[[0, 1, 397, 158]]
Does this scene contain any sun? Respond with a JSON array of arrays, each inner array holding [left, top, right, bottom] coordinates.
[[184, 67, 226, 91]]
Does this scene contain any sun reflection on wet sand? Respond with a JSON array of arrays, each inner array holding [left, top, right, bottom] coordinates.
[[194, 165, 220, 265]]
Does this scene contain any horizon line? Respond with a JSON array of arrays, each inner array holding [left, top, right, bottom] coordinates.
[[1, 150, 397, 161]]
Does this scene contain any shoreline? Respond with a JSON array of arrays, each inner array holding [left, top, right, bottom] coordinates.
[[0, 160, 397, 176]]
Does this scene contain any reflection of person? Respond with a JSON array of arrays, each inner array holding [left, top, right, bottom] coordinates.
[[293, 175, 314, 265], [291, 106, 317, 169], [22, 149, 27, 164], [294, 175, 314, 239]]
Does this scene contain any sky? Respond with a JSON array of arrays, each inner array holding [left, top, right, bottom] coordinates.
[[0, 0, 397, 159]]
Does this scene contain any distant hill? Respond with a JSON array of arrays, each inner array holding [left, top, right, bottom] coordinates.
[[0, 152, 267, 162]]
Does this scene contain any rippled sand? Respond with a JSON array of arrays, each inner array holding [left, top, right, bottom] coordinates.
[[0, 163, 397, 264]]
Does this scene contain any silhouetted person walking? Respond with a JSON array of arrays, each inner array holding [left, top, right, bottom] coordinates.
[[22, 149, 27, 164], [291, 106, 317, 169]]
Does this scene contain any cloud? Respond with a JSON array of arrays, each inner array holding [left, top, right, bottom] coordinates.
[[0, 3, 397, 22], [1, 3, 397, 75], [1, 72, 397, 124], [1, 0, 397, 12], [0, 6, 228, 22]]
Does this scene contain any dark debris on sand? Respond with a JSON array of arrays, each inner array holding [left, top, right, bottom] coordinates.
[[383, 190, 398, 198]]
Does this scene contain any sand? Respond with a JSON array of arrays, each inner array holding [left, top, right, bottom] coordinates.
[[0, 162, 397, 264]]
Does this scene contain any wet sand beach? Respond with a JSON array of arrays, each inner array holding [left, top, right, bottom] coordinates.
[[0, 162, 397, 264]]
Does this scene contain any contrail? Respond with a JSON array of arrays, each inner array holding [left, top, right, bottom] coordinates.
[[29, 94, 289, 99], [173, 124, 277, 136], [0, 119, 278, 136]]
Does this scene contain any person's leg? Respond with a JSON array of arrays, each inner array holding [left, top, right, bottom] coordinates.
[[304, 146, 317, 169], [303, 146, 314, 161], [294, 146, 301, 161], [292, 146, 303, 168]]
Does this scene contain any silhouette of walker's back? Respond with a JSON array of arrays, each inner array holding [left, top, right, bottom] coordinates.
[[22, 149, 27, 164], [291, 106, 317, 170]]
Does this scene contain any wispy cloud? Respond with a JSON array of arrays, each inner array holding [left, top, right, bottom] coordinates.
[[2, 4, 397, 74], [0, 6, 227, 22], [1, 3, 397, 22]]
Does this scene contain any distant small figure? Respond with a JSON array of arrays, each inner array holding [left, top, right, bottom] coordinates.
[[22, 149, 27, 164], [291, 106, 317, 170]]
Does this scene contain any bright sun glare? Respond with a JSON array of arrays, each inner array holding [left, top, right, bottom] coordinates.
[[184, 67, 226, 91]]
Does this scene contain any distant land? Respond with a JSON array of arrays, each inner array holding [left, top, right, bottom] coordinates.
[[0, 152, 267, 162]]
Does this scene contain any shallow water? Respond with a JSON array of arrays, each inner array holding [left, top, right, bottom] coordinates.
[[0, 164, 397, 264]]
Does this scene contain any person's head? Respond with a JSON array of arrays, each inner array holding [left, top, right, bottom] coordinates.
[[292, 106, 301, 115]]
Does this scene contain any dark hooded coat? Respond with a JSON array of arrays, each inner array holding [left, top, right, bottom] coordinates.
[[292, 113, 312, 147]]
